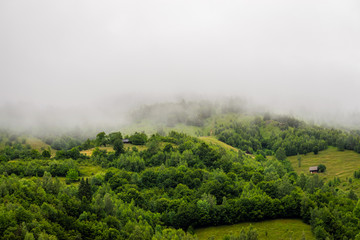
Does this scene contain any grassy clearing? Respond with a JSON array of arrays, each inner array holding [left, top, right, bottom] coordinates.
[[195, 219, 314, 240], [288, 147, 360, 181], [79, 165, 104, 178], [123, 144, 147, 152], [0, 136, 55, 153], [199, 136, 238, 152], [24, 137, 51, 151], [27, 165, 105, 186], [81, 144, 148, 156], [80, 147, 115, 156]]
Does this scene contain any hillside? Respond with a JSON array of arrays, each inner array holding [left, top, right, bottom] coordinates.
[[288, 146, 360, 180], [199, 136, 238, 152], [1, 112, 360, 239]]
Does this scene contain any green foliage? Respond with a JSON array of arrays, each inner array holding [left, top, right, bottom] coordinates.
[[78, 178, 92, 201], [96, 131, 108, 147], [113, 153, 145, 172], [66, 168, 79, 183], [317, 164, 326, 173], [0, 159, 79, 177], [275, 147, 287, 161], [354, 169, 360, 179], [2, 117, 360, 240], [108, 132, 123, 144], [42, 149, 51, 158], [55, 147, 84, 160], [129, 132, 148, 145], [113, 139, 124, 156], [48, 135, 82, 150], [297, 153, 301, 167], [313, 146, 319, 155]]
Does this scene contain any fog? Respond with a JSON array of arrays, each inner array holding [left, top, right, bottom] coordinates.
[[1, 0, 360, 133]]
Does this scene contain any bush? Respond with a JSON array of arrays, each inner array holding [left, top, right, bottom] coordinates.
[[318, 164, 326, 173], [313, 146, 319, 155], [129, 132, 148, 145], [354, 170, 360, 179], [66, 169, 79, 184]]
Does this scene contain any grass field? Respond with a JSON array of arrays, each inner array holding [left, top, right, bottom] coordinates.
[[79, 165, 104, 177], [195, 219, 315, 240], [80, 144, 148, 156], [0, 136, 54, 152], [288, 147, 360, 181], [199, 136, 238, 152], [80, 146, 115, 156]]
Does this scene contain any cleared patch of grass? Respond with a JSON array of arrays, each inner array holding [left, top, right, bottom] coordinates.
[[195, 219, 314, 240], [199, 136, 238, 152], [288, 146, 360, 181], [79, 165, 104, 178], [80, 147, 115, 156], [23, 137, 52, 151], [123, 144, 147, 152], [81, 144, 148, 156]]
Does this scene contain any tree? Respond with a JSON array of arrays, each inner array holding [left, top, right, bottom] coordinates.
[[109, 132, 123, 144], [355, 170, 360, 179], [297, 153, 302, 167], [318, 164, 326, 173], [78, 178, 92, 201], [163, 143, 174, 153], [129, 132, 148, 145], [42, 150, 51, 158], [96, 132, 108, 147], [336, 137, 345, 151], [275, 147, 287, 161], [113, 139, 124, 156], [66, 169, 79, 183], [313, 146, 319, 155], [24, 232, 35, 240]]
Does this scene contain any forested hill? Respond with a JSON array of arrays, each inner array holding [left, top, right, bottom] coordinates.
[[212, 114, 360, 156], [1, 113, 360, 239]]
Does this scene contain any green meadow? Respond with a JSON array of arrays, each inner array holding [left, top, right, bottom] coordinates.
[[288, 146, 360, 180], [199, 136, 239, 152], [195, 219, 315, 240]]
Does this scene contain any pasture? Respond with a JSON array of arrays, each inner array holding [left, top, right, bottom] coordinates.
[[199, 136, 238, 152], [288, 146, 360, 181], [195, 219, 314, 240]]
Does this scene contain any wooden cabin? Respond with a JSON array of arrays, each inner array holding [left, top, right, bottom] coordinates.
[[309, 166, 318, 173]]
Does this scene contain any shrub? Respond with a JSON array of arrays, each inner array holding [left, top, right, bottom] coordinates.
[[318, 164, 326, 173]]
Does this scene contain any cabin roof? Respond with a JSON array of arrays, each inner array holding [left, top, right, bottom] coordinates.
[[309, 166, 318, 171]]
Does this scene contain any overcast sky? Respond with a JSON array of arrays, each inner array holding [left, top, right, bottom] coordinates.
[[1, 0, 360, 130]]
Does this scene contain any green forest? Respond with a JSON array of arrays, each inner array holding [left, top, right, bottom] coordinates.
[[2, 111, 360, 240]]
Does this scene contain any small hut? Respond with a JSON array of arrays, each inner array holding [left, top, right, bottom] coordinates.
[[122, 139, 132, 144], [309, 166, 318, 173]]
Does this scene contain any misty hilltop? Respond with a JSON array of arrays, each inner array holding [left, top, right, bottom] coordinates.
[[1, 0, 360, 134]]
